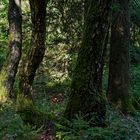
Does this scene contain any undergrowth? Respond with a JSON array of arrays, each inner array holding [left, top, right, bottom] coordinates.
[[0, 104, 42, 140], [56, 108, 140, 140]]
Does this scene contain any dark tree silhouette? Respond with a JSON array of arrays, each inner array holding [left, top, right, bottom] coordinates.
[[64, 0, 112, 125], [19, 0, 48, 99], [108, 0, 134, 112]]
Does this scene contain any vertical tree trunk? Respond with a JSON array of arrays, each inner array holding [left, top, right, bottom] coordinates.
[[64, 0, 111, 125], [0, 0, 22, 98], [16, 1, 51, 126], [108, 0, 134, 112], [19, 0, 48, 99]]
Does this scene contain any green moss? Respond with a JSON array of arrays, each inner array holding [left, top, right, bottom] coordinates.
[[0, 72, 8, 104], [121, 97, 136, 114], [16, 94, 48, 127], [98, 91, 107, 104]]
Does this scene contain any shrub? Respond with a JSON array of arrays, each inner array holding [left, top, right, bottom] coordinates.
[[56, 108, 140, 140], [0, 104, 42, 140]]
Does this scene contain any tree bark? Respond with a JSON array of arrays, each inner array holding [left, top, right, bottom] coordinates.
[[0, 0, 22, 98], [64, 0, 112, 125], [108, 0, 133, 112], [19, 0, 48, 99]]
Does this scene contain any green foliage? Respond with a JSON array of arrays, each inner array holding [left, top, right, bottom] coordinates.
[[0, 105, 41, 140], [56, 108, 140, 140], [0, 0, 140, 140], [132, 0, 140, 26], [111, 3, 122, 12], [0, 0, 8, 69], [131, 65, 140, 107], [130, 46, 140, 64], [46, 0, 83, 45]]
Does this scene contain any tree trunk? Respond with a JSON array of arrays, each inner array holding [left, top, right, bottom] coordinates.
[[16, 0, 49, 126], [19, 0, 48, 99], [108, 0, 134, 112], [0, 0, 22, 99], [64, 0, 111, 125]]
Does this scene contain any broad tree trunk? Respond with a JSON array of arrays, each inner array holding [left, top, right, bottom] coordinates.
[[0, 0, 22, 98], [108, 0, 133, 112], [19, 0, 48, 99], [64, 0, 111, 125]]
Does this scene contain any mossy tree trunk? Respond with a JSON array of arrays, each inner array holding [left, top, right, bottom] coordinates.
[[108, 0, 133, 112], [0, 0, 22, 99], [64, 0, 112, 125], [19, 0, 48, 99], [17, 0, 49, 125]]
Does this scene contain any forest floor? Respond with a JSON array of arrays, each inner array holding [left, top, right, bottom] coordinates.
[[31, 62, 140, 140], [1, 45, 140, 139]]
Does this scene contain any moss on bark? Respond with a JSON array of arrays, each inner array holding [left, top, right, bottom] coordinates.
[[64, 0, 112, 126], [16, 94, 47, 126]]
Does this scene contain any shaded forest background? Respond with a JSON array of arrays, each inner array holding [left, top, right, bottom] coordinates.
[[0, 0, 140, 139]]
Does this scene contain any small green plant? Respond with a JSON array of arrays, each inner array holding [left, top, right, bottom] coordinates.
[[56, 108, 140, 140], [0, 104, 42, 140]]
